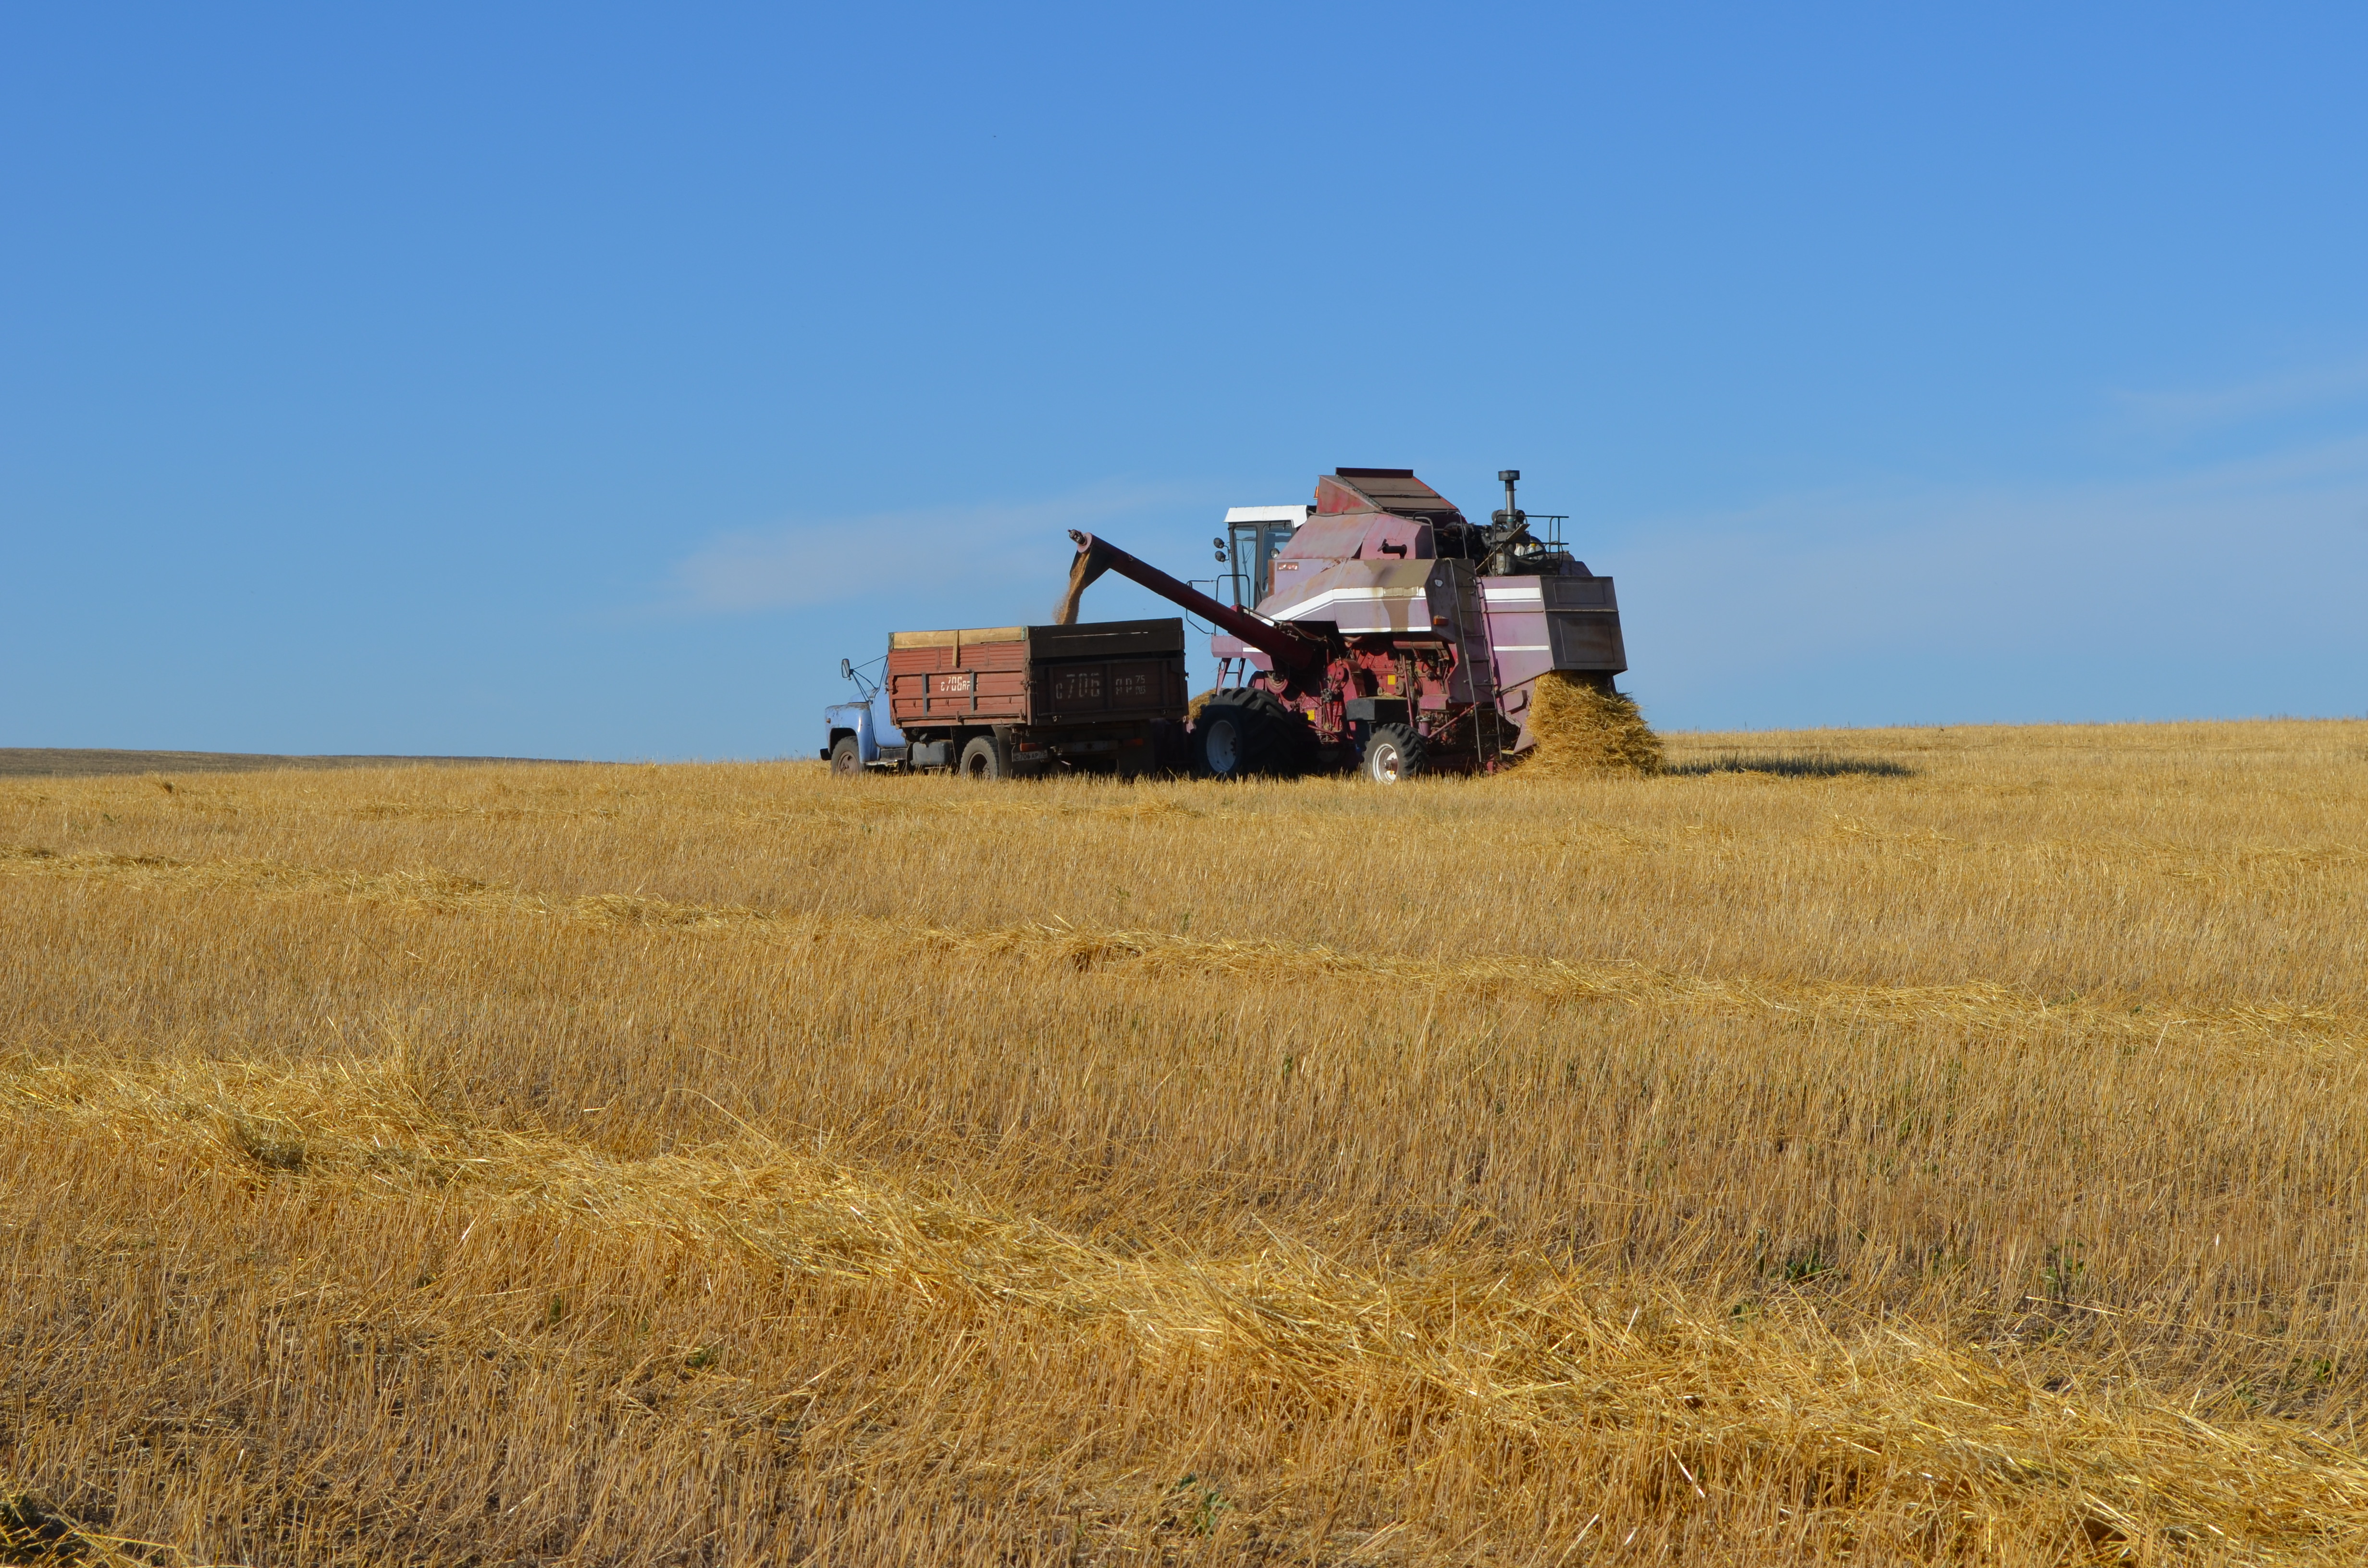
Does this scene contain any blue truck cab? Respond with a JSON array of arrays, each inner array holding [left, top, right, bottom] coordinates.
[[821, 697, 904, 770], [821, 658, 905, 774]]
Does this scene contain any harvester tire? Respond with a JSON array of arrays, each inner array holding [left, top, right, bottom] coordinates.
[[1256, 691, 1320, 777], [1191, 703, 1258, 779], [829, 736, 863, 777], [1192, 689, 1308, 779], [958, 735, 1010, 780], [1362, 723, 1425, 784]]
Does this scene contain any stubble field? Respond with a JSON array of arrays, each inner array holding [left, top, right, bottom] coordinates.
[[3, 719, 2366, 1565]]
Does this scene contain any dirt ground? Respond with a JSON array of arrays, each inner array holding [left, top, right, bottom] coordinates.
[[0, 747, 567, 778]]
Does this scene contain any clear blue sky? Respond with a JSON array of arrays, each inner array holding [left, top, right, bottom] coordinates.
[[5, 4, 2364, 757]]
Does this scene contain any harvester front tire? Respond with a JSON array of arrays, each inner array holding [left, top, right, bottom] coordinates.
[[958, 735, 1009, 780], [1194, 689, 1313, 780], [829, 737, 863, 777], [1363, 724, 1425, 784], [1192, 704, 1257, 779]]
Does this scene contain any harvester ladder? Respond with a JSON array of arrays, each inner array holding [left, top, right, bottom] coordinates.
[[1442, 563, 1499, 773]]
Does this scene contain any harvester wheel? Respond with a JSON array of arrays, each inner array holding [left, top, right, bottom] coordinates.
[[829, 736, 863, 777], [1263, 698, 1320, 776], [1191, 705, 1256, 779], [1363, 723, 1425, 784], [958, 735, 1009, 780], [1194, 688, 1315, 779]]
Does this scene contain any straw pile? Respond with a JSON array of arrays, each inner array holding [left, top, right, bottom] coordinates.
[[1516, 672, 1664, 774]]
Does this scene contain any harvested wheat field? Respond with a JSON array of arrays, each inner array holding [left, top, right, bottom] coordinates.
[[4, 719, 2368, 1565]]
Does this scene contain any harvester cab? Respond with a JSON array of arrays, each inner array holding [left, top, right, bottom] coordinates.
[[1218, 505, 1312, 611]]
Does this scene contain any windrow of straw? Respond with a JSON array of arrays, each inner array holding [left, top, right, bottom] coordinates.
[[13, 1050, 2368, 1561], [1514, 672, 1665, 775], [4, 842, 2357, 1057]]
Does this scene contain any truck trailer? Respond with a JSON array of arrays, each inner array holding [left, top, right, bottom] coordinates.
[[822, 617, 1189, 778]]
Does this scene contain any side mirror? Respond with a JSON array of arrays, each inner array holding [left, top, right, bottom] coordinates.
[[839, 658, 853, 682]]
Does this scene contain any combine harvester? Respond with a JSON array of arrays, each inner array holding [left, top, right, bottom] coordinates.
[[825, 467, 1630, 782], [1066, 467, 1630, 780]]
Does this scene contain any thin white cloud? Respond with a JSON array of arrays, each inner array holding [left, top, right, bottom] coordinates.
[[667, 483, 1176, 613], [1613, 428, 2368, 726], [2110, 355, 2368, 438]]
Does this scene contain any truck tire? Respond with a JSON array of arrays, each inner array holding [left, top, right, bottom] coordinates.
[[1362, 723, 1425, 784], [829, 736, 863, 777], [958, 734, 1009, 780]]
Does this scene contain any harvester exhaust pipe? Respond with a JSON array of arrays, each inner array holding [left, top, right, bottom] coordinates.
[[1061, 529, 1324, 672]]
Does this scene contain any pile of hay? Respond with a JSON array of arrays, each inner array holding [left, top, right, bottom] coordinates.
[[1515, 672, 1663, 775]]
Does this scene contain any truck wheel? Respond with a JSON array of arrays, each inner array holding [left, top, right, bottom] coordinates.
[[829, 736, 863, 777], [958, 735, 1008, 780], [1363, 723, 1425, 784]]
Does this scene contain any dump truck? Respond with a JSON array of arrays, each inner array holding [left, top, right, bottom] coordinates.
[[1059, 467, 1629, 780], [822, 618, 1190, 777]]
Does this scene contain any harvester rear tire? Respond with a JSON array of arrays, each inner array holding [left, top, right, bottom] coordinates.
[[829, 736, 863, 777], [1362, 724, 1425, 784], [958, 735, 1009, 780]]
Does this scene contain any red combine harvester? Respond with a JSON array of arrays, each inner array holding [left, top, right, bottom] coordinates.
[[1061, 467, 1630, 780]]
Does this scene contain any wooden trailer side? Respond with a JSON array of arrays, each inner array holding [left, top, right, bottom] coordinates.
[[885, 627, 1031, 728], [886, 620, 1187, 734]]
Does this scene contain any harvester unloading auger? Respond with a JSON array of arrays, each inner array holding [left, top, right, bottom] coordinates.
[[1060, 467, 1631, 781]]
